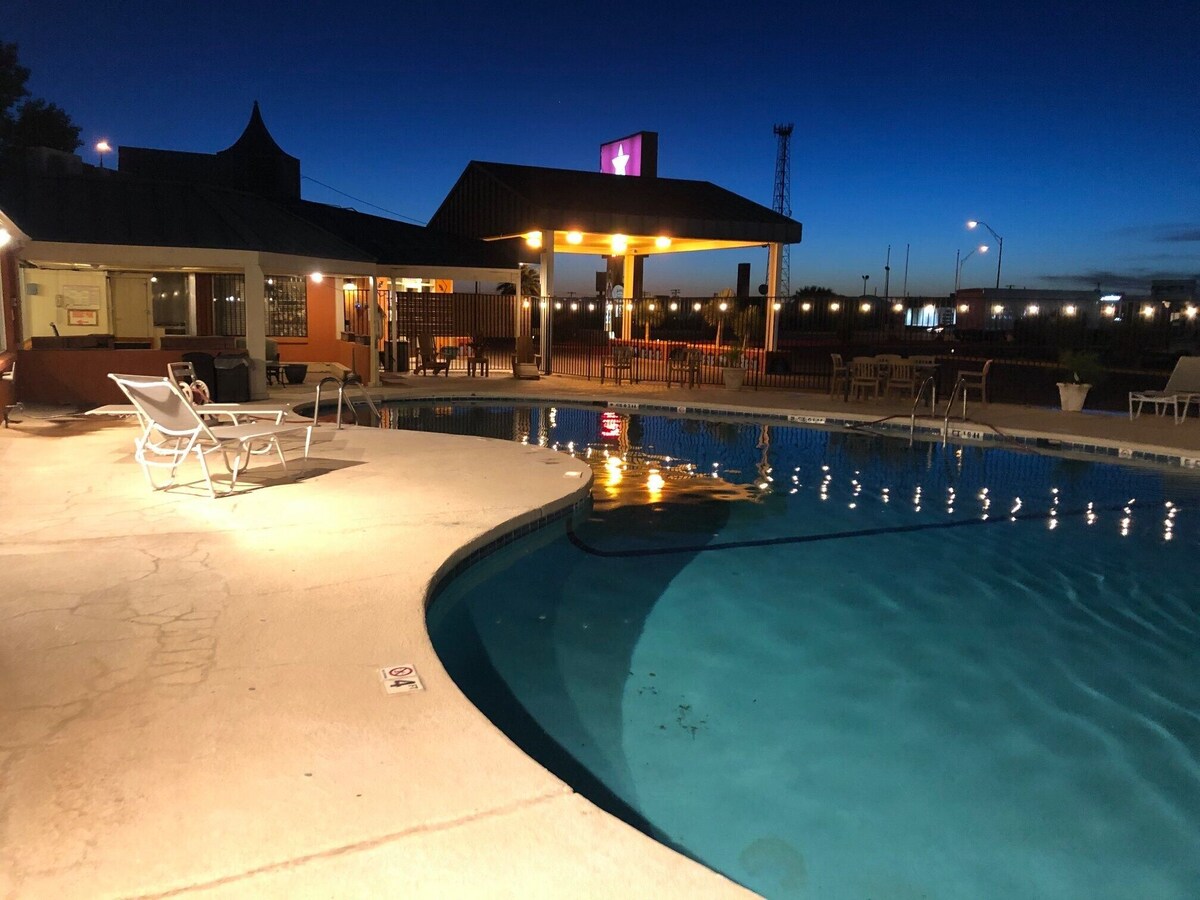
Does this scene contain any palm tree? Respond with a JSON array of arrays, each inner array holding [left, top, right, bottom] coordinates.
[[637, 297, 666, 341], [497, 266, 541, 297]]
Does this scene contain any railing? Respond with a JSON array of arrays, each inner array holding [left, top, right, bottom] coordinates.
[[313, 375, 380, 429]]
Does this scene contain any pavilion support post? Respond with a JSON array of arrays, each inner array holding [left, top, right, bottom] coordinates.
[[621, 253, 635, 341], [765, 242, 782, 352], [539, 232, 554, 374], [243, 255, 268, 399], [367, 275, 380, 387]]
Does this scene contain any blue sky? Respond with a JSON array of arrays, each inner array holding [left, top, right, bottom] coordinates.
[[6, 0, 1198, 297]]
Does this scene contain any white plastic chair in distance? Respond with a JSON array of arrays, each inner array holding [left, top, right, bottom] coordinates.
[[108, 373, 312, 498], [1129, 357, 1200, 424]]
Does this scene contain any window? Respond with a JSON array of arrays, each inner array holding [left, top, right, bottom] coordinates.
[[206, 274, 307, 337]]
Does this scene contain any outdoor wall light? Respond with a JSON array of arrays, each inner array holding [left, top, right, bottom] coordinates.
[[958, 303, 969, 313], [1141, 305, 1154, 319], [1187, 306, 1197, 319], [588, 303, 596, 311], [892, 302, 904, 313], [992, 304, 1005, 315], [566, 231, 583, 244], [830, 302, 841, 312], [773, 302, 782, 311], [718, 302, 728, 312], [0, 228, 9, 248], [693, 302, 702, 311], [1101, 305, 1116, 317], [539, 300, 548, 308], [343, 279, 355, 291], [524, 232, 542, 249], [150, 275, 157, 283], [570, 302, 579, 311], [801, 302, 812, 312], [554, 301, 562, 310], [611, 234, 628, 254], [860, 302, 872, 313], [522, 299, 530, 308], [655, 236, 672, 249], [648, 302, 656, 311], [625, 302, 633, 311], [1064, 305, 1076, 316], [669, 302, 678, 311], [1026, 304, 1039, 316], [310, 271, 323, 283]]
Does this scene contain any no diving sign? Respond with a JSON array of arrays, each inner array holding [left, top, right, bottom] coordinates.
[[380, 664, 424, 695]]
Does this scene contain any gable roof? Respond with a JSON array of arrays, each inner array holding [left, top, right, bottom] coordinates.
[[428, 161, 802, 245]]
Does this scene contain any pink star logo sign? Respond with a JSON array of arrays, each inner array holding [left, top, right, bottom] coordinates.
[[612, 144, 630, 175]]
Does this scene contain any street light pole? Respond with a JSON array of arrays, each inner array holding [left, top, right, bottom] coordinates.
[[968, 220, 1004, 289], [956, 245, 988, 293], [861, 274, 869, 297]]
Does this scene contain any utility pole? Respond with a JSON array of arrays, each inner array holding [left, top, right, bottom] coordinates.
[[902, 243, 910, 297], [883, 244, 891, 301]]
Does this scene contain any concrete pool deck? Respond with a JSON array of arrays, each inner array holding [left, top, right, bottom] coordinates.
[[5, 373, 1200, 898]]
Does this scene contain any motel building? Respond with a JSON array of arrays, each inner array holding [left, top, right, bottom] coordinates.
[[0, 107, 801, 409]]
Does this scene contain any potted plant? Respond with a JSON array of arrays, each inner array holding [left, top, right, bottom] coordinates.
[[721, 343, 747, 390], [1056, 349, 1104, 412]]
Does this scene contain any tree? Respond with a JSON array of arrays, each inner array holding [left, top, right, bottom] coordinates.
[[793, 285, 834, 299], [497, 266, 541, 296], [0, 42, 81, 162], [637, 297, 666, 341]]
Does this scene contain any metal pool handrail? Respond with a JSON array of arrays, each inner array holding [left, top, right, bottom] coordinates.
[[313, 376, 381, 429]]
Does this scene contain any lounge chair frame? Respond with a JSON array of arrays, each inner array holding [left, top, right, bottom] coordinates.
[[1129, 357, 1200, 424], [108, 374, 312, 498]]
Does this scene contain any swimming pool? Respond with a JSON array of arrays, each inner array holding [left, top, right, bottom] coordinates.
[[406, 402, 1200, 898]]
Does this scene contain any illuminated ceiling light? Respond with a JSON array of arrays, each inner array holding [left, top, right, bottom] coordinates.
[[566, 230, 583, 245], [655, 236, 672, 249], [1063, 304, 1076, 316], [693, 302, 702, 312], [524, 232, 542, 249], [958, 303, 969, 313], [892, 302, 904, 313], [1141, 304, 1154, 319], [611, 234, 628, 254], [829, 302, 840, 312], [310, 271, 324, 283], [669, 302, 678, 311], [992, 304, 1005, 315], [343, 279, 356, 291], [860, 302, 872, 313], [266, 277, 274, 285], [801, 301, 812, 312], [1026, 304, 1039, 316], [149, 275, 158, 283]]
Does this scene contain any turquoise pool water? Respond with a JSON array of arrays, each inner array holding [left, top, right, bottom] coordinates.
[[406, 403, 1200, 899]]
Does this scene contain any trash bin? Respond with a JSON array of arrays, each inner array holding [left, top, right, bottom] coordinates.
[[213, 353, 251, 402], [386, 340, 409, 373], [182, 351, 216, 393]]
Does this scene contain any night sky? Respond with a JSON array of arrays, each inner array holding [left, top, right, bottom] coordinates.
[[6, 0, 1199, 297]]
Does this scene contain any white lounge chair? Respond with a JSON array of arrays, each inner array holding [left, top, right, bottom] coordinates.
[[1129, 357, 1200, 424], [107, 373, 312, 498]]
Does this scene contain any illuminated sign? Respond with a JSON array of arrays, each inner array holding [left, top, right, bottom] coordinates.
[[600, 131, 658, 177]]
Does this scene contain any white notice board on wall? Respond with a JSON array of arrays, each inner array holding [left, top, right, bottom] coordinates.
[[62, 284, 102, 308]]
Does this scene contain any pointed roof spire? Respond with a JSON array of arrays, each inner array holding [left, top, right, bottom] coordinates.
[[223, 101, 291, 159]]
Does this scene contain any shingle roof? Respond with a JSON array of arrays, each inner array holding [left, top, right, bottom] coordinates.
[[0, 171, 516, 270], [428, 161, 802, 245]]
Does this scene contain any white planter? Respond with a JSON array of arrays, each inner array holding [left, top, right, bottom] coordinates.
[[722, 366, 746, 390], [1056, 381, 1091, 412]]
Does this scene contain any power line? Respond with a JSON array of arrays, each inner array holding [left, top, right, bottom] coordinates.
[[300, 175, 426, 224]]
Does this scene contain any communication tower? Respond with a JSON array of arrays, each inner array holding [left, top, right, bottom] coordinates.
[[772, 123, 794, 298]]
